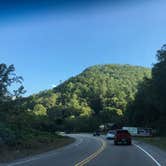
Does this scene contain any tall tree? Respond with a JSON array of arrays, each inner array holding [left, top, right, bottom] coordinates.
[[152, 44, 166, 113], [0, 63, 26, 101]]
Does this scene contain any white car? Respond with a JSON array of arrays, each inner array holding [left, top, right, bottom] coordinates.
[[106, 130, 116, 140]]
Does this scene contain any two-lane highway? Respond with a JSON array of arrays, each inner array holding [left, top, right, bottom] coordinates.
[[87, 138, 158, 166], [3, 134, 163, 166], [4, 134, 103, 166]]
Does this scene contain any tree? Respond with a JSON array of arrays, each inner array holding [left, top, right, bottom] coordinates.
[[125, 78, 159, 127], [152, 44, 166, 113], [33, 104, 47, 116], [126, 44, 166, 135], [0, 63, 26, 102], [151, 44, 166, 134]]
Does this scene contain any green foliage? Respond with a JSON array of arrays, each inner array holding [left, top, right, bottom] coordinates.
[[152, 45, 166, 113], [125, 78, 159, 127], [54, 64, 150, 116], [126, 45, 166, 135], [30, 64, 150, 131], [0, 62, 154, 146], [0, 63, 26, 101], [0, 123, 16, 145], [33, 104, 47, 116], [2, 45, 166, 147]]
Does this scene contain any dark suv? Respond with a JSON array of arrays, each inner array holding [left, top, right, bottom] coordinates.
[[114, 130, 132, 145]]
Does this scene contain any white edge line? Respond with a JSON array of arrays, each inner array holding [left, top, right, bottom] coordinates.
[[134, 144, 161, 166]]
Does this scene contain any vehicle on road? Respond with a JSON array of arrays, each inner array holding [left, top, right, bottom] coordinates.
[[93, 131, 100, 136], [106, 130, 116, 139], [114, 129, 132, 145]]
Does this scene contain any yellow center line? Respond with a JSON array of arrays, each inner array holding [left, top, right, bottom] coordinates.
[[74, 138, 107, 166]]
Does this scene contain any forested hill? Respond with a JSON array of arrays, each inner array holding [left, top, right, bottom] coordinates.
[[0, 64, 151, 143], [53, 64, 151, 114], [28, 64, 151, 131], [2, 46, 166, 150]]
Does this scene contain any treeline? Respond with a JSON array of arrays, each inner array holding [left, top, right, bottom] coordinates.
[[22, 64, 150, 132], [126, 45, 166, 135]]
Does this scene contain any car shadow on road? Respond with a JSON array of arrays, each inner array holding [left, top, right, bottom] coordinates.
[[106, 140, 133, 147]]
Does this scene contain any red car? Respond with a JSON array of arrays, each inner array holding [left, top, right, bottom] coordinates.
[[114, 129, 132, 145]]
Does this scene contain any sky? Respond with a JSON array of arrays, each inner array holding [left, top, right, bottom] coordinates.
[[0, 0, 166, 95]]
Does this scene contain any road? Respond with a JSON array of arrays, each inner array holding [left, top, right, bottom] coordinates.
[[3, 134, 163, 166]]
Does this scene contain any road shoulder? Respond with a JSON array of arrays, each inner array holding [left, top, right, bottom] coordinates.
[[134, 140, 166, 166], [0, 136, 75, 165], [1, 134, 105, 166]]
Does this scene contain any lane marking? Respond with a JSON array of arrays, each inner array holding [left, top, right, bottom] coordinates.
[[75, 139, 106, 166], [134, 144, 161, 166]]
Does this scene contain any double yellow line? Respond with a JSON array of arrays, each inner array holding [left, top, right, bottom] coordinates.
[[75, 139, 107, 166]]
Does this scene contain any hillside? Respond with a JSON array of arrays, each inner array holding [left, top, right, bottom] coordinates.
[[54, 64, 151, 113], [27, 64, 151, 131], [0, 63, 151, 146]]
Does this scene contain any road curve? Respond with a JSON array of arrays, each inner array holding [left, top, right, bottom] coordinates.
[[4, 134, 103, 166], [2, 134, 163, 166]]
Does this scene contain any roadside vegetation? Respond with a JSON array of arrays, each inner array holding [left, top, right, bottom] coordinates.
[[0, 64, 74, 162], [126, 45, 166, 136], [0, 133, 74, 163]]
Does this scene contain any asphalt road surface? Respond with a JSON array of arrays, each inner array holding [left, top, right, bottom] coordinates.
[[3, 134, 163, 166]]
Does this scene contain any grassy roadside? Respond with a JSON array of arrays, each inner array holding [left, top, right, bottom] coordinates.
[[135, 137, 166, 151], [0, 133, 75, 163]]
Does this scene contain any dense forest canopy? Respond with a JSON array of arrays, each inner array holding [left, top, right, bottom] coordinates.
[[54, 64, 151, 116], [24, 64, 151, 132], [126, 45, 166, 135]]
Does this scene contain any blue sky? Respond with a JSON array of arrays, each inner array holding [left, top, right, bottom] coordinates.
[[0, 0, 166, 95]]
